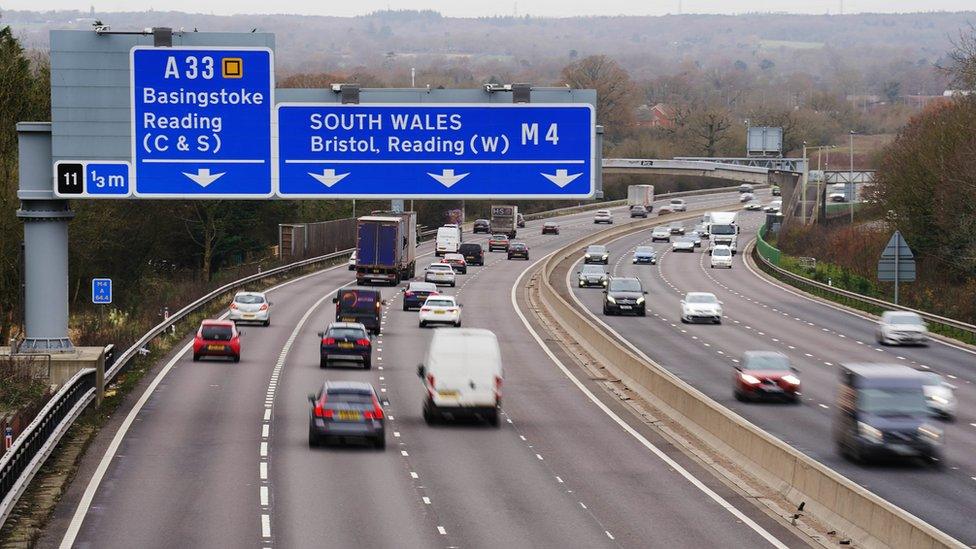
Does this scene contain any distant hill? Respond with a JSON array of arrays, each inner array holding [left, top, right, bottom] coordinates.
[[3, 8, 973, 87]]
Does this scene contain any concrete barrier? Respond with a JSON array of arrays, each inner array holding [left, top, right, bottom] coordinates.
[[532, 211, 964, 549]]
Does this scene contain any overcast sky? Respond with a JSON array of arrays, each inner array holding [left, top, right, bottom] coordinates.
[[1, 0, 973, 17]]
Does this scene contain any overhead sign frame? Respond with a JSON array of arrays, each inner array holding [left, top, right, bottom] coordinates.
[[129, 45, 276, 199]]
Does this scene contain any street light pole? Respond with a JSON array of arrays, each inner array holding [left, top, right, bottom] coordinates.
[[849, 130, 855, 223]]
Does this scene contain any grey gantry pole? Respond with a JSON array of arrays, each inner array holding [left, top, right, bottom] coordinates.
[[15, 122, 74, 352]]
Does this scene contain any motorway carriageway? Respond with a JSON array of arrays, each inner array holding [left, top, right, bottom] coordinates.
[[41, 191, 809, 549], [568, 208, 976, 543]]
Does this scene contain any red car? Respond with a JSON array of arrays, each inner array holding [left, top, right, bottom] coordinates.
[[733, 351, 800, 403], [193, 320, 241, 362]]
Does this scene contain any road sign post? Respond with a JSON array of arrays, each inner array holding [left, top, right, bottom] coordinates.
[[276, 103, 595, 199], [4, 427, 12, 451], [877, 230, 915, 304], [131, 46, 274, 198]]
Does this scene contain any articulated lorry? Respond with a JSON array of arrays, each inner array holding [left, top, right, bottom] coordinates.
[[490, 205, 518, 238], [355, 212, 418, 285], [708, 211, 739, 254], [627, 185, 655, 210]]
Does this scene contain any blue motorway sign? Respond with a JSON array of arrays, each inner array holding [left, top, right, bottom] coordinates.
[[131, 47, 274, 198], [54, 161, 132, 198], [92, 278, 112, 305], [276, 104, 595, 199]]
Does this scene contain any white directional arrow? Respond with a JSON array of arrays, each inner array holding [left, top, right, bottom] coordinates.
[[307, 169, 350, 187], [541, 169, 582, 188], [182, 168, 226, 188], [427, 169, 469, 188]]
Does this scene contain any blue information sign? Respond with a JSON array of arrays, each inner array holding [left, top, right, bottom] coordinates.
[[130, 47, 274, 198], [276, 104, 595, 199], [54, 161, 132, 198], [92, 278, 112, 305]]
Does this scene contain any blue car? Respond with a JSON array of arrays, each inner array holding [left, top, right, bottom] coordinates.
[[402, 281, 439, 311], [632, 246, 657, 265]]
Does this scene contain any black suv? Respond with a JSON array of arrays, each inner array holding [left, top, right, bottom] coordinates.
[[473, 219, 490, 234], [603, 277, 647, 316], [458, 243, 484, 266]]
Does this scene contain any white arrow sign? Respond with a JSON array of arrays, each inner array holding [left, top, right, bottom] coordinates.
[[541, 169, 582, 188], [182, 168, 226, 188], [427, 169, 470, 188], [307, 169, 350, 188]]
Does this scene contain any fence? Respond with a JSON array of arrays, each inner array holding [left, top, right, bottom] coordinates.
[[279, 218, 357, 260]]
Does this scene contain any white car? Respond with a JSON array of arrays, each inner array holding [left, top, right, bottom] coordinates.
[[921, 373, 957, 420], [651, 226, 671, 242], [763, 200, 783, 213], [739, 193, 755, 203], [710, 245, 733, 268], [744, 201, 763, 211], [670, 199, 687, 212], [348, 250, 357, 270], [228, 291, 271, 326], [680, 292, 723, 324], [876, 311, 928, 346], [671, 237, 696, 253], [424, 263, 457, 287], [594, 210, 614, 224], [419, 295, 462, 328], [829, 192, 847, 202]]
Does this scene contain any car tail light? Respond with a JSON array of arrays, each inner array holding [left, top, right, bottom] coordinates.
[[427, 373, 435, 387], [230, 302, 238, 309], [313, 403, 334, 418], [322, 337, 336, 345], [356, 338, 370, 346], [405, 291, 414, 297], [421, 308, 431, 312], [259, 303, 269, 311], [364, 396, 385, 420]]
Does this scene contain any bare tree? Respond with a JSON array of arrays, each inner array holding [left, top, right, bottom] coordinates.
[[561, 55, 638, 140]]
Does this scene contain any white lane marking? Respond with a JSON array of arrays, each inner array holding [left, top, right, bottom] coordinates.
[[261, 514, 271, 538], [536, 453, 544, 461], [394, 431, 401, 438], [260, 442, 268, 457], [410, 471, 419, 479], [513, 257, 790, 549], [260, 462, 267, 480], [59, 259, 358, 547], [969, 423, 976, 429], [401, 450, 409, 457], [818, 404, 829, 409], [423, 496, 431, 505], [606, 531, 616, 540], [556, 476, 564, 483], [579, 501, 588, 509], [437, 526, 447, 535], [519, 435, 527, 441], [261, 424, 270, 438], [260, 486, 269, 506]]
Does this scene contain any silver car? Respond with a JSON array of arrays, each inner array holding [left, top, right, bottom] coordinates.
[[670, 199, 687, 212], [877, 311, 928, 346], [229, 291, 271, 326], [671, 237, 696, 253], [921, 373, 957, 420], [651, 226, 671, 242]]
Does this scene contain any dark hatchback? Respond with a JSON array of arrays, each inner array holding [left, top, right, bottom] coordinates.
[[507, 241, 529, 260], [542, 221, 560, 235], [308, 381, 385, 449], [459, 243, 484, 266], [473, 219, 491, 234], [603, 277, 647, 316], [334, 288, 383, 335], [402, 281, 439, 311], [318, 322, 372, 369]]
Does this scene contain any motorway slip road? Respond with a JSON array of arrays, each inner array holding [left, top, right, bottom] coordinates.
[[568, 209, 976, 544], [40, 193, 807, 549]]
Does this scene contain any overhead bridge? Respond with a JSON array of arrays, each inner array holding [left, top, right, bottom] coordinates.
[[602, 158, 772, 185]]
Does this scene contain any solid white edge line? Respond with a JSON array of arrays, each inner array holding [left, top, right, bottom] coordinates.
[[742, 237, 976, 358], [511, 253, 790, 549], [59, 262, 351, 548]]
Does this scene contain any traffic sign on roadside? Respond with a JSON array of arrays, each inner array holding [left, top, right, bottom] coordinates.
[[276, 103, 595, 199], [131, 47, 274, 198], [92, 278, 112, 304], [878, 230, 915, 304], [54, 161, 132, 198]]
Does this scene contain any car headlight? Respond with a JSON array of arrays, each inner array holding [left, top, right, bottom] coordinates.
[[584, 254, 591, 259], [636, 296, 645, 305], [918, 424, 943, 441], [602, 254, 608, 259], [858, 421, 883, 443], [740, 373, 761, 385], [781, 374, 800, 385], [715, 308, 723, 316], [606, 295, 616, 304], [930, 395, 949, 405]]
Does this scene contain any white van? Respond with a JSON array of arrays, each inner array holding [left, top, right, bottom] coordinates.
[[417, 328, 503, 426], [435, 226, 461, 257]]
